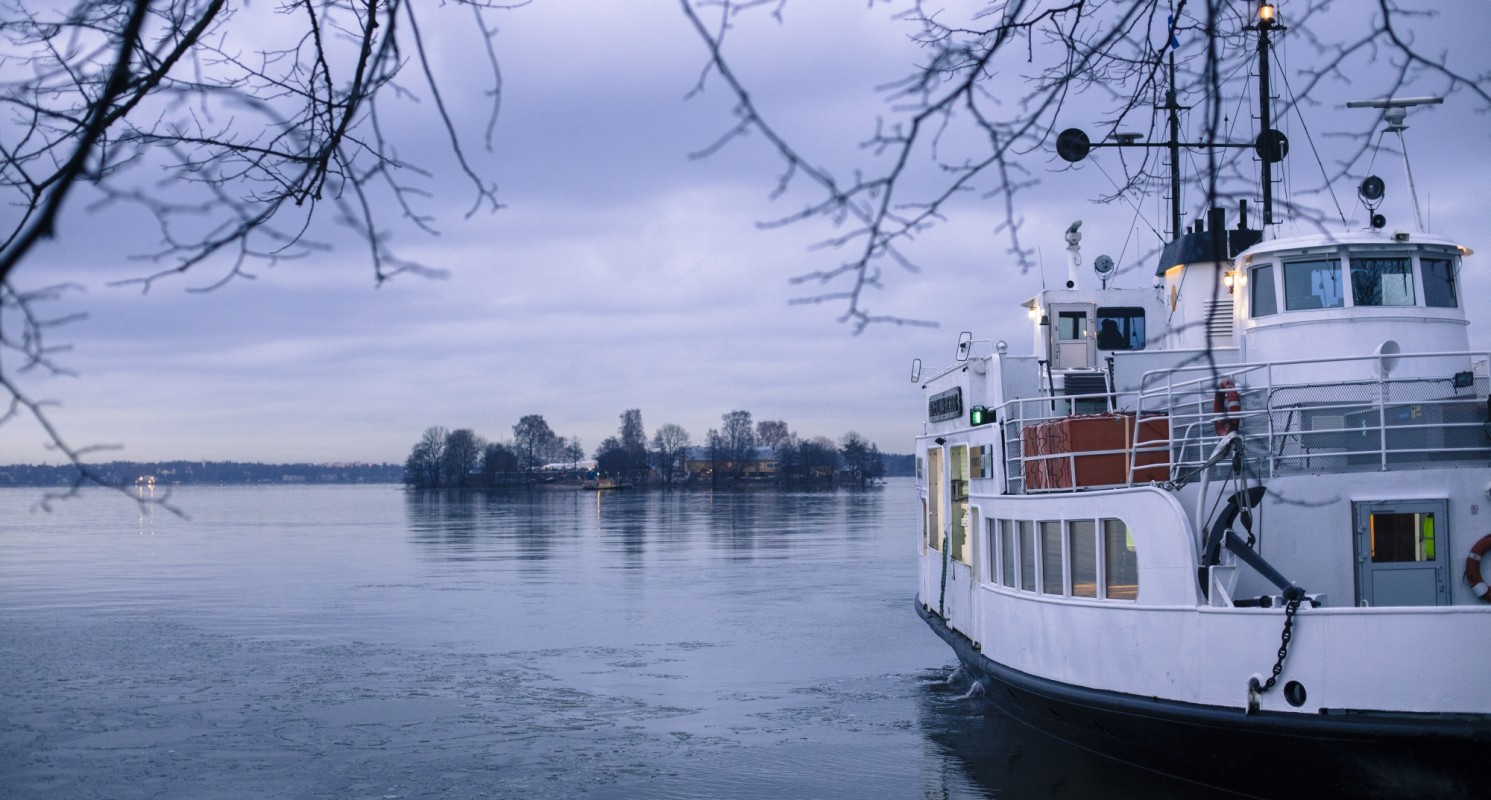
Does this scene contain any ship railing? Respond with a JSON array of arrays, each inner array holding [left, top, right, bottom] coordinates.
[[1000, 350, 1490, 494], [1000, 391, 1166, 494], [1136, 350, 1491, 481]]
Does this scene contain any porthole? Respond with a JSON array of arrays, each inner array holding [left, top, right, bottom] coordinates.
[[1284, 680, 1307, 708]]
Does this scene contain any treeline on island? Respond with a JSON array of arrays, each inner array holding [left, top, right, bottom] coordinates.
[[405, 409, 905, 490], [0, 461, 402, 488]]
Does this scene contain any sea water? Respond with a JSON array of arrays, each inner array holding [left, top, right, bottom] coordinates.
[[0, 480, 1213, 798]]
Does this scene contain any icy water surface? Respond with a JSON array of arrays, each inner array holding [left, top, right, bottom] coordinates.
[[1, 481, 1211, 798]]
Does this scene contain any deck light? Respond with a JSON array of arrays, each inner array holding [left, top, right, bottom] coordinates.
[[1223, 269, 1238, 293]]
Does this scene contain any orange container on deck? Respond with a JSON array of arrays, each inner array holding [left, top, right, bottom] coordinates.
[[1030, 413, 1171, 489]]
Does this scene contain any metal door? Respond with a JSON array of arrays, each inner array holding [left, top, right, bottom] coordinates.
[[1353, 500, 1450, 607], [1049, 305, 1095, 370]]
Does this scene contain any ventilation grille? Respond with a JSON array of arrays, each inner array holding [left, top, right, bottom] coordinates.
[[1204, 299, 1235, 344]]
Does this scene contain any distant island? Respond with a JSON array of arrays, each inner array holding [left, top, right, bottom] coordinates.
[[401, 409, 912, 490], [0, 454, 913, 489], [1, 408, 918, 490], [0, 461, 403, 488]]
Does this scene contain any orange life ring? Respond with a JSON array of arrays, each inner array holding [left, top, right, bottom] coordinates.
[[1212, 378, 1242, 436], [1466, 534, 1491, 602]]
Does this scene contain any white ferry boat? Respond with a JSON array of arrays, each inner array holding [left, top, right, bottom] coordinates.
[[912, 8, 1490, 798]]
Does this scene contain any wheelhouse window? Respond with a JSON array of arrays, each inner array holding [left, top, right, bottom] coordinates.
[[1422, 257, 1459, 308], [1095, 307, 1145, 350], [1250, 263, 1278, 317], [1350, 257, 1414, 306], [1283, 258, 1343, 310]]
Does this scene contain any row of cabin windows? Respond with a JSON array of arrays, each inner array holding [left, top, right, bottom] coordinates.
[[1250, 255, 1458, 317], [988, 518, 1138, 601]]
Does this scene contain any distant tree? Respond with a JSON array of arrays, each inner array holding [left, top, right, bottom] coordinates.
[[839, 431, 882, 488], [705, 428, 726, 485], [594, 436, 627, 476], [618, 409, 649, 481], [720, 410, 755, 478], [563, 436, 585, 467], [756, 420, 790, 450], [799, 436, 838, 483], [403, 426, 448, 488], [650, 423, 691, 486], [441, 429, 485, 487], [866, 443, 886, 483], [512, 415, 556, 479], [774, 433, 803, 482], [481, 442, 519, 486]]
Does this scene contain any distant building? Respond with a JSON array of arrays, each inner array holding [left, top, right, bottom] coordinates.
[[683, 446, 779, 481], [541, 460, 596, 472]]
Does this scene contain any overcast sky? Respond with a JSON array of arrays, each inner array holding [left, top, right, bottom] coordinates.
[[6, 0, 1490, 465]]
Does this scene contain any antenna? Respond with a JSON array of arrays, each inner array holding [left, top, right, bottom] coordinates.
[[1347, 96, 1443, 231], [1054, 4, 1287, 237]]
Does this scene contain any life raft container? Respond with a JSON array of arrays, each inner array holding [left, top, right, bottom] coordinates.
[[1466, 534, 1491, 602], [1213, 378, 1242, 437]]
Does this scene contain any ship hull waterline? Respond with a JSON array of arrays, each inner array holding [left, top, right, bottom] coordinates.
[[916, 600, 1487, 799]]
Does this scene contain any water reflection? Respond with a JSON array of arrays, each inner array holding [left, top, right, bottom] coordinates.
[[402, 485, 876, 564], [916, 668, 1253, 799]]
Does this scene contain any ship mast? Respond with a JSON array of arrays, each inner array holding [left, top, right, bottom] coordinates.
[[1057, 3, 1288, 236]]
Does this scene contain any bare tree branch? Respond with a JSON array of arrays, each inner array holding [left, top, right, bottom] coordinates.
[[1, 0, 513, 500]]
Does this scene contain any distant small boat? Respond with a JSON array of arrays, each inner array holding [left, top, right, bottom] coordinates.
[[581, 477, 630, 490]]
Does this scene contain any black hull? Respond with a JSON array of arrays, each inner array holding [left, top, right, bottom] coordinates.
[[917, 601, 1489, 800]]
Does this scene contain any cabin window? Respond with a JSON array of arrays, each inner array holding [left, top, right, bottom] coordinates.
[[985, 519, 998, 584], [1069, 519, 1098, 598], [920, 499, 928, 554], [1422, 257, 1459, 308], [1018, 521, 1036, 591], [1250, 264, 1278, 317], [1103, 518, 1138, 600], [950, 446, 971, 564], [1057, 311, 1088, 341], [926, 447, 943, 551], [1040, 521, 1064, 595], [1283, 258, 1343, 310], [1370, 511, 1437, 563], [1095, 307, 1145, 350], [1000, 520, 1017, 587], [1350, 257, 1415, 306]]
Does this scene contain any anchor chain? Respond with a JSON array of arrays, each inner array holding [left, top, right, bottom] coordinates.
[[1255, 595, 1302, 693], [937, 525, 951, 618]]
